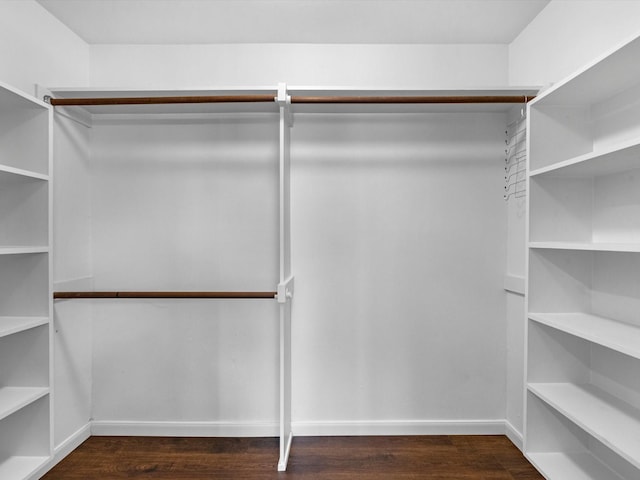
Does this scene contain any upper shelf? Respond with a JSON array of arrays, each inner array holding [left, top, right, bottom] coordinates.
[[0, 82, 49, 112], [529, 137, 640, 178], [48, 86, 539, 119], [531, 33, 640, 107]]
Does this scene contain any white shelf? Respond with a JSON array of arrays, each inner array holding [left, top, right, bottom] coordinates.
[[529, 313, 640, 360], [529, 383, 640, 470], [531, 34, 640, 106], [528, 452, 625, 480], [0, 456, 49, 480], [0, 387, 49, 422], [529, 242, 640, 253], [529, 313, 640, 361], [0, 246, 49, 255], [0, 317, 49, 339], [0, 164, 49, 184], [529, 138, 640, 178]]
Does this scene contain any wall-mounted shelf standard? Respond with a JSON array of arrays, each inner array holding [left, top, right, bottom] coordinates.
[[0, 81, 52, 480], [526, 33, 640, 480]]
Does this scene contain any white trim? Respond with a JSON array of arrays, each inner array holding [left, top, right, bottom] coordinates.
[[28, 423, 91, 480], [292, 419, 506, 437], [504, 274, 525, 296], [504, 420, 523, 451], [90, 420, 279, 437]]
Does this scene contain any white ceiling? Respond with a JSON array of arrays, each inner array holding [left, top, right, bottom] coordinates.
[[36, 0, 550, 45]]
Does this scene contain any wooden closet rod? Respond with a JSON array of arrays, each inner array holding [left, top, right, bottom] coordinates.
[[53, 291, 277, 299], [49, 94, 277, 106], [49, 94, 535, 107], [291, 95, 536, 104]]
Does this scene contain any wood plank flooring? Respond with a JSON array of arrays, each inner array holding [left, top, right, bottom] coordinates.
[[42, 435, 544, 479]]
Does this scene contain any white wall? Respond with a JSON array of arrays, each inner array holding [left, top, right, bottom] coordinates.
[[509, 0, 640, 87], [88, 116, 281, 431], [82, 110, 508, 435], [291, 112, 507, 432], [90, 43, 508, 89], [0, 0, 89, 96]]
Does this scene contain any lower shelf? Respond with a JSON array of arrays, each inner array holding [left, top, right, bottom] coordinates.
[[529, 383, 640, 470], [527, 452, 625, 480], [0, 455, 49, 480], [0, 387, 49, 422]]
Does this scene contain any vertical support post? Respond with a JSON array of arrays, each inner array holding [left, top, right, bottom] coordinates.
[[277, 83, 294, 471]]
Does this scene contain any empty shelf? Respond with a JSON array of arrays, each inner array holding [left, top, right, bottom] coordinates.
[[0, 387, 49, 422], [529, 242, 640, 252], [527, 452, 625, 480], [529, 383, 640, 470], [528, 312, 640, 360], [0, 456, 49, 480]]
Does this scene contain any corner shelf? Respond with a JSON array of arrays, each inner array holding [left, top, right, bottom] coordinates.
[[0, 80, 53, 478], [526, 33, 640, 480]]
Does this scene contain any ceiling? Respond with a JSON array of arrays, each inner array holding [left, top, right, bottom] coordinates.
[[37, 0, 550, 45]]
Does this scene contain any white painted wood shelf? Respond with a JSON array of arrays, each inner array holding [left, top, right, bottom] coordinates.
[[526, 32, 640, 479], [0, 387, 49, 422], [0, 246, 49, 255], [0, 456, 49, 480], [529, 312, 640, 360], [528, 452, 625, 480], [529, 137, 640, 179], [529, 242, 640, 252], [0, 164, 49, 183], [0, 80, 53, 479], [529, 383, 640, 470], [0, 317, 49, 339]]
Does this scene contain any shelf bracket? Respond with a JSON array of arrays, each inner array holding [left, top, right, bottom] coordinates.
[[276, 82, 293, 127], [277, 275, 294, 304]]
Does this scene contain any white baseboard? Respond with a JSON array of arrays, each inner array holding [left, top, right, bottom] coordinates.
[[292, 419, 506, 437], [504, 420, 523, 451], [90, 420, 279, 437], [29, 423, 91, 480]]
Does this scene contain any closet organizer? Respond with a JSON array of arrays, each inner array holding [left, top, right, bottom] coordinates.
[[45, 84, 536, 473]]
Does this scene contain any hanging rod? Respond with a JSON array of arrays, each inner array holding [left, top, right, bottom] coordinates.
[[49, 94, 535, 107], [49, 94, 277, 106], [53, 291, 277, 299], [290, 95, 536, 104]]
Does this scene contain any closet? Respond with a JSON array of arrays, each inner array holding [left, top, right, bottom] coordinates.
[[525, 34, 640, 479], [20, 85, 531, 477]]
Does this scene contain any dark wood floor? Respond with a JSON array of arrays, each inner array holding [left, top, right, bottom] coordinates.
[[42, 435, 544, 479]]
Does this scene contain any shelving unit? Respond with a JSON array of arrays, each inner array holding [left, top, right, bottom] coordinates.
[[526, 34, 640, 479], [0, 81, 52, 479]]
